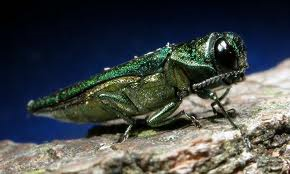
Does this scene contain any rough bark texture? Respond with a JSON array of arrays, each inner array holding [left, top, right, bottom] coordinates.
[[1, 59, 290, 174]]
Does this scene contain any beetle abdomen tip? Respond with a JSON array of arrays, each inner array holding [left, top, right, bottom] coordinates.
[[27, 100, 35, 112]]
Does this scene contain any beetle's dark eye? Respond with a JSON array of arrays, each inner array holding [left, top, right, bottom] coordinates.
[[214, 38, 238, 70]]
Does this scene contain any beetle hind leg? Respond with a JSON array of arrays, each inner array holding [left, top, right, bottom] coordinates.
[[98, 92, 138, 142]]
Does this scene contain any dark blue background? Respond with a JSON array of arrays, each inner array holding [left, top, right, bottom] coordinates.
[[1, 1, 290, 143]]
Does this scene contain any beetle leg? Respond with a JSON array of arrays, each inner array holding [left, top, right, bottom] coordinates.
[[210, 90, 252, 149], [211, 87, 232, 115], [208, 90, 238, 128], [98, 93, 138, 142], [197, 89, 237, 128], [197, 89, 252, 149], [120, 124, 133, 143], [146, 100, 201, 128], [197, 87, 235, 119], [182, 111, 202, 128], [146, 101, 181, 127]]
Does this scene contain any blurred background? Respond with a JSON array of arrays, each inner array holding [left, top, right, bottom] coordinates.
[[1, 0, 290, 143]]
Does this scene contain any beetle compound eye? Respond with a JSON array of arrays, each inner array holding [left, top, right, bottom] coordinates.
[[214, 38, 238, 70]]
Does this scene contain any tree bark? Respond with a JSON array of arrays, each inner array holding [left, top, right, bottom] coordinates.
[[1, 59, 290, 174]]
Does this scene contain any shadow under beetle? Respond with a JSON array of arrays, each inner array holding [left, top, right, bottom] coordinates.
[[27, 32, 248, 142]]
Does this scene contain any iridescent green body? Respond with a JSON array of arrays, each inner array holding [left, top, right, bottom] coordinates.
[[27, 32, 248, 135]]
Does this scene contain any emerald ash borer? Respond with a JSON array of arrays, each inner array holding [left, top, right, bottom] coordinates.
[[27, 32, 248, 142]]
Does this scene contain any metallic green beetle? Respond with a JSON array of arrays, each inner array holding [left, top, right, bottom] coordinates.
[[27, 32, 248, 141]]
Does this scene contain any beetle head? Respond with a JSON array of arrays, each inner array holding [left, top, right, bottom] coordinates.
[[207, 32, 248, 84]]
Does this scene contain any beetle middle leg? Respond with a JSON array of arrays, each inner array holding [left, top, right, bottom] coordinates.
[[98, 93, 138, 142], [146, 100, 201, 128]]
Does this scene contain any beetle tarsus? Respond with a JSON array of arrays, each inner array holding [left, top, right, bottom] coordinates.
[[118, 124, 133, 143], [211, 108, 237, 119], [182, 111, 202, 128], [243, 135, 252, 150]]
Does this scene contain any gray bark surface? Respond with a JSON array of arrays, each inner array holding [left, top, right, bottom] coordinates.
[[1, 59, 290, 174]]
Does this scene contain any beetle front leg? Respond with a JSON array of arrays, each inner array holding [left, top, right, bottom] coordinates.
[[210, 90, 252, 149], [197, 89, 252, 149], [197, 89, 237, 128], [208, 90, 238, 129], [210, 87, 236, 117]]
